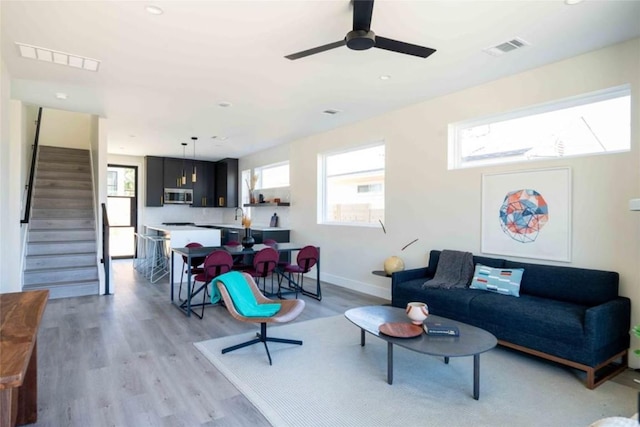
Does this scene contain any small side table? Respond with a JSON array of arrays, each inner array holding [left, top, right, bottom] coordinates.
[[371, 270, 392, 278]]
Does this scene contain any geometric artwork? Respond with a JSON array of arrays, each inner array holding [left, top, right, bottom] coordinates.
[[499, 189, 548, 243], [482, 168, 571, 262]]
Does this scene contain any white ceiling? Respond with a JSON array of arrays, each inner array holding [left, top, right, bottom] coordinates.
[[2, 0, 640, 161]]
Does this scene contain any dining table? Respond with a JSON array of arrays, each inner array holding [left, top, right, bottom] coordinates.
[[170, 243, 321, 317]]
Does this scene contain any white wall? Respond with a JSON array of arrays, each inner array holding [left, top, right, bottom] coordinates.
[[0, 53, 25, 293], [92, 116, 108, 294], [248, 38, 640, 357], [40, 108, 91, 149]]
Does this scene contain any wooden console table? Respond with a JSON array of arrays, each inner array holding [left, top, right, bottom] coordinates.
[[0, 290, 48, 427]]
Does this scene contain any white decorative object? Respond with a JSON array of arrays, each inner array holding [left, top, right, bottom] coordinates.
[[383, 256, 405, 275], [405, 302, 429, 325]]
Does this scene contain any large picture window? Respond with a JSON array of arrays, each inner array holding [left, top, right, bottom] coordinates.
[[319, 143, 385, 225], [448, 85, 631, 169]]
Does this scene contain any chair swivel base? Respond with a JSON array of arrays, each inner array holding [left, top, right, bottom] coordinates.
[[221, 322, 302, 365]]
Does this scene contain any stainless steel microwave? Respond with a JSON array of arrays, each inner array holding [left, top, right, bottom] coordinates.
[[164, 188, 193, 204]]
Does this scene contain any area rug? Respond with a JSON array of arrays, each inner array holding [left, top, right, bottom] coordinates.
[[195, 315, 636, 427]]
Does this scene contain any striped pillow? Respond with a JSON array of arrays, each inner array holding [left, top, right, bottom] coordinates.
[[470, 264, 524, 297]]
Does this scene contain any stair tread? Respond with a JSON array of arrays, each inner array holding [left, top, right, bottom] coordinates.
[[23, 279, 99, 288]]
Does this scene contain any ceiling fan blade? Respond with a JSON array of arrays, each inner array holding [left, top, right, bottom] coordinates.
[[285, 40, 346, 60], [353, 0, 374, 31], [374, 36, 436, 58]]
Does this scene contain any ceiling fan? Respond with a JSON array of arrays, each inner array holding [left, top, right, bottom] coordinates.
[[285, 0, 436, 60]]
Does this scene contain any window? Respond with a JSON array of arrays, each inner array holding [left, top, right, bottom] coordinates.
[[319, 143, 385, 225], [448, 85, 631, 169], [256, 162, 289, 189]]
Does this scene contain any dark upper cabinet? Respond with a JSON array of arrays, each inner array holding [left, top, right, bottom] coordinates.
[[191, 160, 216, 207], [215, 158, 239, 207], [145, 156, 164, 207], [163, 157, 193, 189]]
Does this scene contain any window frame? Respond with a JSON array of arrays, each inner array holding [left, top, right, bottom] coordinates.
[[318, 141, 386, 227], [448, 84, 632, 170]]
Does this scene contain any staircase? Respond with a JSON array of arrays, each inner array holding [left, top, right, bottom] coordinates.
[[24, 146, 99, 298]]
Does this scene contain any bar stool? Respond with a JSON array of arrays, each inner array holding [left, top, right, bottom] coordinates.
[[148, 235, 170, 283]]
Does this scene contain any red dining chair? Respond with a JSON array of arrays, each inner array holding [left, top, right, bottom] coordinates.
[[278, 245, 319, 298], [245, 247, 279, 295], [179, 242, 205, 300], [189, 250, 233, 319]]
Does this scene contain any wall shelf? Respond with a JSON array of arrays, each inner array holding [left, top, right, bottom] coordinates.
[[243, 202, 290, 207]]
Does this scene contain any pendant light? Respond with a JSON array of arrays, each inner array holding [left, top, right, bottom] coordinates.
[[191, 136, 197, 183], [181, 142, 187, 185]]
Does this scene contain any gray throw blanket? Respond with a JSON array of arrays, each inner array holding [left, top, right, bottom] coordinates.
[[423, 250, 474, 289]]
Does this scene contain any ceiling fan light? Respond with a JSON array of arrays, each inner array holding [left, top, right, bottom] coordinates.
[[346, 30, 376, 51]]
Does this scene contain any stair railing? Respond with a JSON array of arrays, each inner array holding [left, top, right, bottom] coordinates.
[[101, 203, 111, 295], [21, 107, 43, 224]]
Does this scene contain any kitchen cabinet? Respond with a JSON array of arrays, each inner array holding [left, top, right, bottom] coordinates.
[[191, 160, 216, 207], [215, 158, 239, 207], [145, 156, 164, 207], [251, 229, 290, 263], [163, 157, 193, 189]]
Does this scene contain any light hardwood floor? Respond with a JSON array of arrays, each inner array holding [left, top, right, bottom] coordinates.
[[34, 260, 388, 426]]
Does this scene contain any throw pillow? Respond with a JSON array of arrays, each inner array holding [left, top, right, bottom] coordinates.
[[470, 264, 524, 297]]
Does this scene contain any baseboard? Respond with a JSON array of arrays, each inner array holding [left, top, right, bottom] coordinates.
[[319, 272, 391, 300]]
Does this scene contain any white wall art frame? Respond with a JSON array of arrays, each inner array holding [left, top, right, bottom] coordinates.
[[481, 167, 572, 262]]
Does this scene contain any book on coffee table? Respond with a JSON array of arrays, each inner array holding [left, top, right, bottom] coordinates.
[[423, 321, 460, 336]]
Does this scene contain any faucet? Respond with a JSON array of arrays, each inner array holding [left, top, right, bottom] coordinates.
[[234, 207, 244, 221]]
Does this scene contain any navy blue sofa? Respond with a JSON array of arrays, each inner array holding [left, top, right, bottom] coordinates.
[[391, 250, 631, 389]]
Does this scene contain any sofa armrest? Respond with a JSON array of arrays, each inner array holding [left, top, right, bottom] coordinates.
[[584, 297, 631, 349], [391, 267, 432, 287]]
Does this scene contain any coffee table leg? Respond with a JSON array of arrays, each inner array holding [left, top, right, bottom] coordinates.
[[473, 354, 480, 400], [360, 328, 365, 346], [387, 342, 393, 385]]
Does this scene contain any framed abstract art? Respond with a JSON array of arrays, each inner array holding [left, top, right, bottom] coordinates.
[[481, 167, 572, 262]]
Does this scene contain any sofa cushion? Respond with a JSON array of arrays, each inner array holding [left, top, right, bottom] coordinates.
[[470, 265, 524, 297], [470, 293, 587, 344], [413, 286, 485, 320], [503, 260, 619, 306]]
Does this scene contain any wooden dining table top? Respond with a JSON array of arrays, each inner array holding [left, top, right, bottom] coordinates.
[[0, 290, 48, 389]]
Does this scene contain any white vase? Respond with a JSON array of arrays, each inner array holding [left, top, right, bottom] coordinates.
[[406, 301, 429, 325]]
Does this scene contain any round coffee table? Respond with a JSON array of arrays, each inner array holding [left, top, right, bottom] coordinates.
[[345, 305, 497, 400]]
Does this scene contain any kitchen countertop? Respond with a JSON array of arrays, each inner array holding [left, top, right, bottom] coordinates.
[[195, 223, 290, 232]]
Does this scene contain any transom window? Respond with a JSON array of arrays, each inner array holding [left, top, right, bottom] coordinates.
[[319, 143, 385, 226], [448, 85, 631, 169], [256, 162, 289, 189]]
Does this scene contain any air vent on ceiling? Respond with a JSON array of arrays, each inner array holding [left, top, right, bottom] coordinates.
[[483, 37, 531, 57], [323, 109, 341, 115]]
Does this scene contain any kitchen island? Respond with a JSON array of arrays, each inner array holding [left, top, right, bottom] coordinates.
[[145, 224, 221, 284], [194, 223, 290, 246]]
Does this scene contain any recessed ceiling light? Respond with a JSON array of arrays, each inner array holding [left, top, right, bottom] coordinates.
[[145, 5, 164, 15], [218, 101, 232, 108], [55, 92, 68, 100], [380, 75, 391, 80], [565, 0, 584, 4], [16, 42, 101, 72]]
